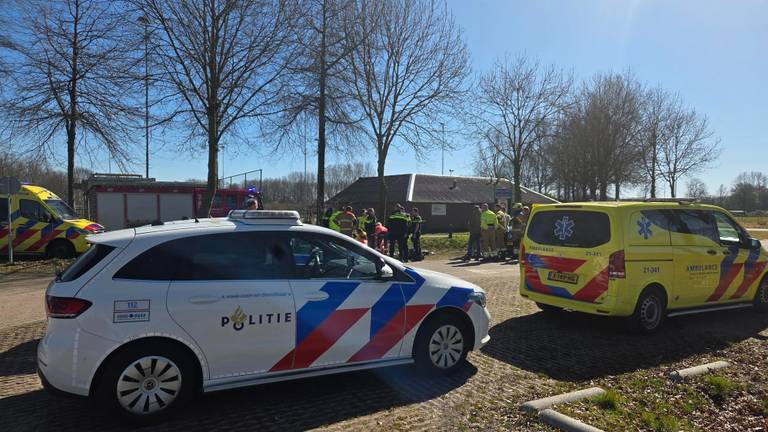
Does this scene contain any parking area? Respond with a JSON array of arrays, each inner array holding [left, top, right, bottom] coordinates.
[[1, 258, 767, 431]]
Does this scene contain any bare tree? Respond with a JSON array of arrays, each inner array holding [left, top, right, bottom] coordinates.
[[658, 106, 720, 197], [4, 0, 141, 205], [471, 54, 571, 202], [551, 72, 643, 200], [347, 0, 469, 216], [686, 177, 708, 200], [277, 0, 375, 216], [141, 0, 300, 216], [639, 87, 675, 198]]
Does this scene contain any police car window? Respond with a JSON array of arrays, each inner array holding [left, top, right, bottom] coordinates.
[[0, 199, 7, 222], [672, 210, 718, 244], [289, 235, 379, 280], [61, 244, 116, 282], [526, 210, 610, 248], [712, 212, 742, 245], [114, 232, 292, 281]]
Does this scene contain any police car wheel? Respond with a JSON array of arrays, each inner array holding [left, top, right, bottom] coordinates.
[[95, 342, 198, 424], [753, 277, 768, 312], [627, 288, 666, 333], [414, 315, 469, 375]]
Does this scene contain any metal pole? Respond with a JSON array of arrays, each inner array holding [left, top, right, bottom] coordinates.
[[6, 186, 12, 265], [141, 16, 150, 179], [441, 122, 445, 176]]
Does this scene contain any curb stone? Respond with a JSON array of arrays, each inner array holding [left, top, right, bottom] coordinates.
[[669, 361, 730, 381]]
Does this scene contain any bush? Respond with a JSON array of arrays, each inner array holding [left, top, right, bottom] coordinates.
[[593, 389, 619, 410], [641, 413, 680, 432], [703, 375, 739, 405]]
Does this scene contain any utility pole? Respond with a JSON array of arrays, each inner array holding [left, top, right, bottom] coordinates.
[[139, 15, 150, 178], [440, 122, 445, 176]]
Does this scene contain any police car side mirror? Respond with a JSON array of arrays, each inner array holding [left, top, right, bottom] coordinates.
[[379, 264, 394, 280], [749, 238, 762, 251]]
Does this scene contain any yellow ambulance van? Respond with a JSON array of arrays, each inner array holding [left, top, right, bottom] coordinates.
[[0, 184, 103, 258], [519, 201, 767, 332]]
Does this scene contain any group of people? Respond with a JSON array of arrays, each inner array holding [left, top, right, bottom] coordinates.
[[320, 204, 424, 262], [463, 202, 530, 262]]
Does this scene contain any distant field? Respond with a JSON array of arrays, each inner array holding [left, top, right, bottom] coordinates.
[[737, 216, 768, 229]]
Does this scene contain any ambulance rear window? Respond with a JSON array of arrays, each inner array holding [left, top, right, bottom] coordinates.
[[527, 210, 610, 248]]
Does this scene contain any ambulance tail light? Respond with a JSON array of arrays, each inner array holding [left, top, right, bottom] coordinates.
[[519, 243, 526, 264], [608, 250, 626, 279], [46, 295, 92, 319]]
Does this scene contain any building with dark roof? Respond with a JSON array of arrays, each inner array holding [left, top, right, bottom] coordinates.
[[329, 174, 559, 232]]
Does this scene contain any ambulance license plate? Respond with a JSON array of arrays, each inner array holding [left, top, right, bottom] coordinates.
[[547, 271, 579, 284]]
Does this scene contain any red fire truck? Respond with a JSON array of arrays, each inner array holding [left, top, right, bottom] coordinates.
[[78, 174, 257, 230]]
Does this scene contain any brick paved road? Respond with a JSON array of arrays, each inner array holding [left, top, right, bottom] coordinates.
[[1, 257, 767, 431]]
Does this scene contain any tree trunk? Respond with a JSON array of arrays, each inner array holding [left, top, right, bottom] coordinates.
[[513, 158, 522, 203], [66, 0, 80, 207], [315, 0, 328, 222], [200, 131, 218, 217], [66, 127, 76, 207], [614, 183, 620, 201], [376, 142, 387, 218], [670, 180, 676, 198], [649, 140, 657, 198]]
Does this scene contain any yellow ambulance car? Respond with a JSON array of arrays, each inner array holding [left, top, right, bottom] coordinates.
[[1, 185, 103, 258], [519, 201, 767, 332]]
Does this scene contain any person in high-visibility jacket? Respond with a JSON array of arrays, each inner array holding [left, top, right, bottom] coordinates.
[[328, 207, 343, 232], [335, 206, 357, 236], [480, 203, 498, 259]]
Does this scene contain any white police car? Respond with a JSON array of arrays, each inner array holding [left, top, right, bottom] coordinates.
[[38, 210, 490, 423]]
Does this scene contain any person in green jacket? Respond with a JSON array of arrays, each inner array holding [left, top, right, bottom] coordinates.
[[480, 203, 498, 259], [328, 207, 343, 232]]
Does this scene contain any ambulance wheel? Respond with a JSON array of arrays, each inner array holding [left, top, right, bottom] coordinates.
[[94, 341, 198, 425], [627, 286, 666, 334], [47, 240, 75, 259], [413, 312, 470, 375], [536, 302, 562, 315], [753, 277, 768, 312]]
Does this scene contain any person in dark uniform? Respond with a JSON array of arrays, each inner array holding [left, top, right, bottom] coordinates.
[[386, 204, 410, 262]]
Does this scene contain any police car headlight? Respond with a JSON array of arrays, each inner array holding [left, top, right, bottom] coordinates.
[[468, 291, 486, 308]]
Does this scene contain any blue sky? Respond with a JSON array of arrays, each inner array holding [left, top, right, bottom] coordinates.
[[106, 0, 767, 196]]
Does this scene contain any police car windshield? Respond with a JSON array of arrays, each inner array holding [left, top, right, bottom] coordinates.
[[45, 200, 78, 220]]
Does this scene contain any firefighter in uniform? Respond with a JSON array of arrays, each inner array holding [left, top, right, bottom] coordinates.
[[335, 206, 357, 237], [410, 207, 423, 261], [509, 203, 524, 260], [495, 203, 510, 259], [480, 203, 498, 260]]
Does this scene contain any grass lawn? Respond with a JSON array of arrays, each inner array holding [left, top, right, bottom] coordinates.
[[421, 232, 469, 254], [738, 216, 768, 229]]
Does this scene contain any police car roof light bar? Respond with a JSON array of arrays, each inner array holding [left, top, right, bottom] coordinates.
[[228, 210, 302, 225]]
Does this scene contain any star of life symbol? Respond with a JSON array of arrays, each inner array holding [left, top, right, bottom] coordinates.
[[637, 217, 653, 240], [554, 216, 575, 241]]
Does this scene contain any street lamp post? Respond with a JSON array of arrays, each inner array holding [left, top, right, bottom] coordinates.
[[138, 15, 150, 178], [440, 122, 446, 176]]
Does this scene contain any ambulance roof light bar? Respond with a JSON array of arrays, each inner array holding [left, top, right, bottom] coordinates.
[[228, 210, 302, 225], [642, 197, 698, 205]]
